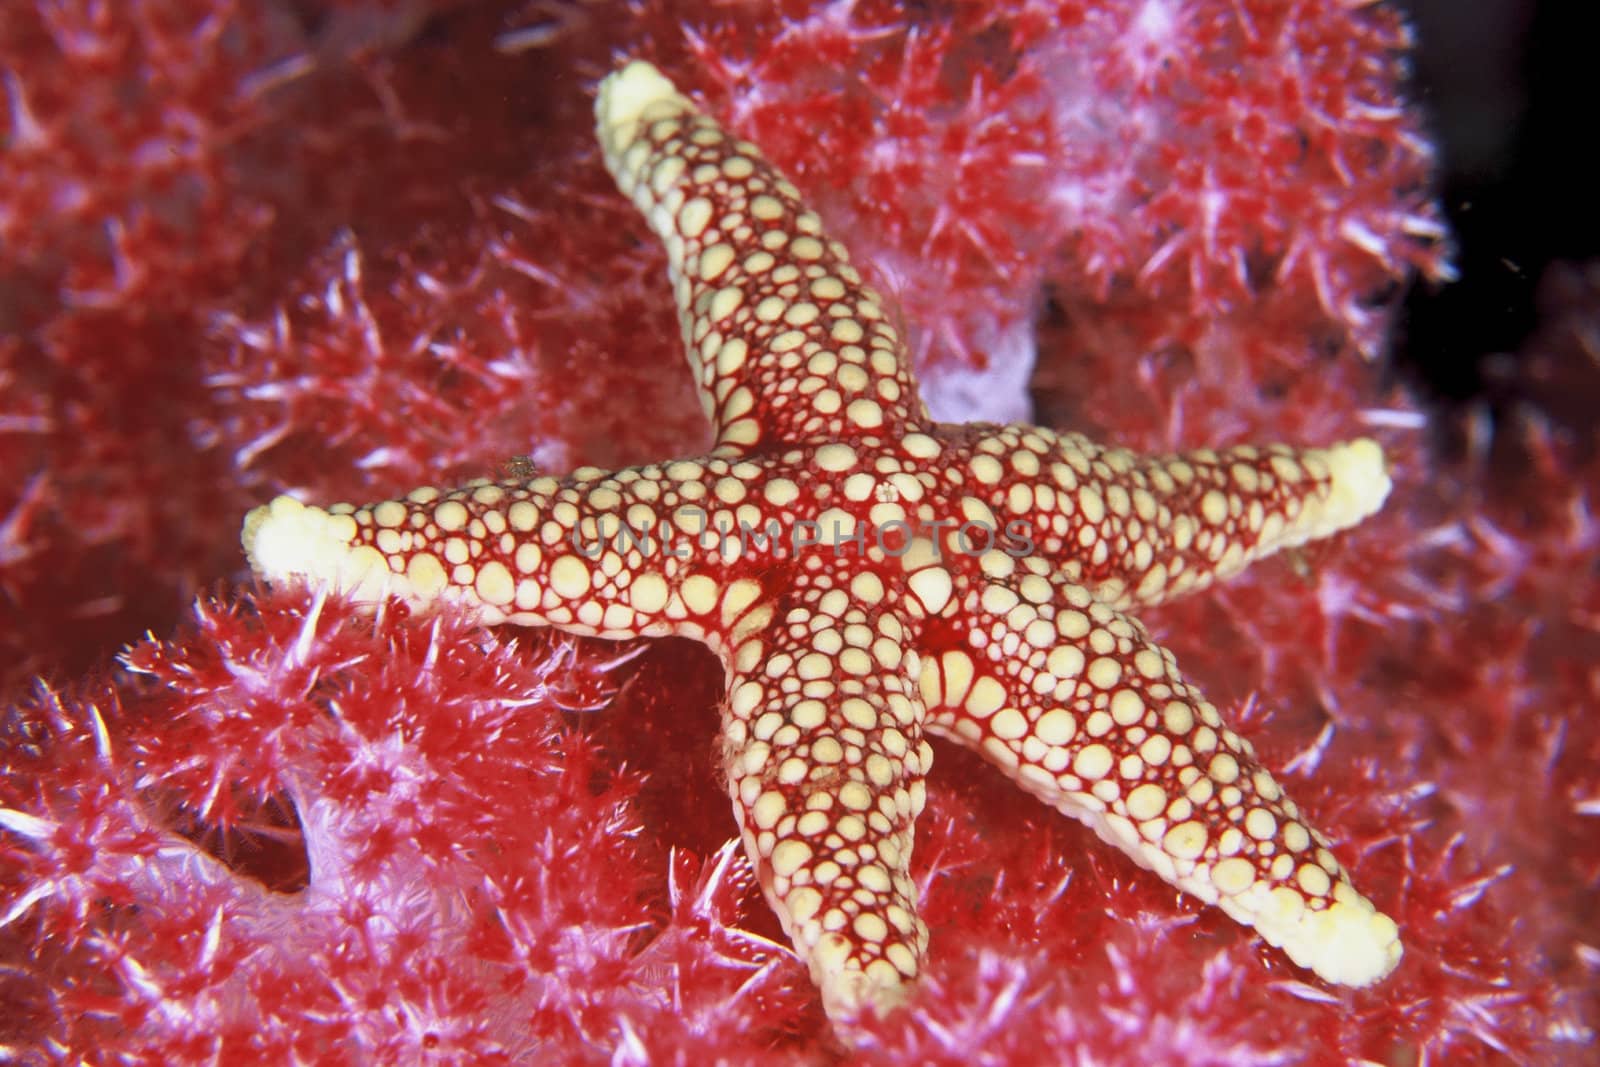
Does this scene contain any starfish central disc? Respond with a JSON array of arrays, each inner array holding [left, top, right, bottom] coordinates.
[[243, 59, 1403, 1024]]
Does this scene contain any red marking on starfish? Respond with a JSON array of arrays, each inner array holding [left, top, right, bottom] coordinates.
[[243, 60, 1402, 1025]]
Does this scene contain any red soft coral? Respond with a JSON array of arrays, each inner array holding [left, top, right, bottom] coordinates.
[[3, 0, 1592, 1063], [3, 589, 810, 1061]]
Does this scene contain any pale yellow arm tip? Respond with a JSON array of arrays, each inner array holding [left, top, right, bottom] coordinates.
[[1266, 436, 1393, 553], [242, 494, 387, 600], [809, 931, 913, 1021], [243, 495, 317, 578], [1233, 878, 1403, 988], [595, 59, 686, 157], [1321, 436, 1393, 532], [1290, 899, 1403, 988]]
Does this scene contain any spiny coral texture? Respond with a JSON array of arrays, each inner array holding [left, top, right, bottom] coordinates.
[[1, 592, 816, 1060], [1, 0, 1593, 1062]]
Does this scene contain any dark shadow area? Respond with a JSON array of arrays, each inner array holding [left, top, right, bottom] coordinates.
[[1395, 0, 1598, 444], [165, 789, 312, 895]]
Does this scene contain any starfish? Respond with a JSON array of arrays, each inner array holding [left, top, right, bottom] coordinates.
[[243, 60, 1403, 1023]]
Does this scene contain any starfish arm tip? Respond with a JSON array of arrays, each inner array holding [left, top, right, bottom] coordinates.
[[1260, 891, 1404, 988], [1309, 436, 1393, 539], [811, 931, 915, 1021], [596, 59, 683, 156], [242, 494, 386, 599], [243, 494, 310, 577]]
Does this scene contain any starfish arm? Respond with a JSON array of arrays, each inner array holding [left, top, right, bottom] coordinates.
[[722, 588, 931, 1022], [917, 560, 1402, 988], [596, 60, 929, 453], [975, 426, 1392, 610], [241, 468, 778, 648]]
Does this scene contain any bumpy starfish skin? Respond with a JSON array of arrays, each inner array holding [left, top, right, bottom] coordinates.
[[243, 61, 1403, 1021]]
